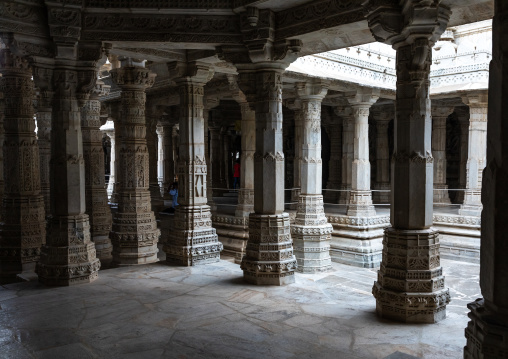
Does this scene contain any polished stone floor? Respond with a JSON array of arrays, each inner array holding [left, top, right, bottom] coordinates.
[[0, 255, 479, 359]]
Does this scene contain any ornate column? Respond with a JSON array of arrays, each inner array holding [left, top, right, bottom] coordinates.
[[456, 107, 469, 204], [146, 103, 164, 214], [431, 105, 454, 205], [372, 106, 391, 204], [110, 60, 160, 266], [81, 81, 113, 268], [345, 90, 378, 217], [323, 121, 342, 203], [336, 106, 354, 205], [292, 107, 303, 208], [235, 102, 256, 217], [163, 61, 222, 265], [102, 122, 116, 200], [291, 81, 333, 273], [0, 48, 46, 282], [365, 0, 451, 323], [238, 65, 297, 285], [33, 66, 53, 215], [38, 66, 101, 285], [156, 124, 164, 196], [464, 1, 508, 356], [160, 111, 177, 199], [203, 98, 220, 212], [459, 91, 488, 216]]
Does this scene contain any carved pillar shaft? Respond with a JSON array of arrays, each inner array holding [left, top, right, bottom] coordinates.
[[0, 50, 46, 282], [374, 118, 391, 204], [203, 107, 216, 212], [465, 2, 508, 356], [460, 93, 488, 216], [240, 67, 297, 286], [337, 108, 354, 205], [36, 90, 53, 215], [146, 107, 163, 214], [431, 106, 453, 205], [110, 64, 160, 266], [345, 91, 378, 217], [162, 123, 175, 199], [163, 61, 222, 266], [235, 102, 255, 217], [38, 67, 100, 285], [291, 109, 303, 208], [104, 128, 116, 200], [156, 124, 164, 196], [81, 91, 113, 268], [291, 82, 332, 273], [324, 123, 342, 202]]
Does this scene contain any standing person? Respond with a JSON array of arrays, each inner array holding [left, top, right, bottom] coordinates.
[[169, 182, 179, 208], [233, 159, 240, 190]]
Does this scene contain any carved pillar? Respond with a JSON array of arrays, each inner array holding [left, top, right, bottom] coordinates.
[[146, 104, 164, 214], [110, 61, 160, 266], [365, 1, 451, 323], [38, 67, 101, 285], [292, 108, 303, 208], [336, 106, 354, 205], [456, 107, 469, 204], [345, 90, 378, 217], [102, 123, 116, 200], [81, 82, 113, 268], [203, 98, 220, 212], [163, 61, 222, 265], [0, 49, 46, 282], [372, 107, 391, 204], [459, 91, 488, 216], [235, 102, 255, 217], [33, 66, 54, 216], [291, 82, 333, 273], [161, 122, 174, 199], [156, 124, 164, 196], [464, 2, 508, 356], [323, 122, 342, 203], [431, 105, 453, 205], [239, 67, 297, 285], [209, 125, 222, 190]]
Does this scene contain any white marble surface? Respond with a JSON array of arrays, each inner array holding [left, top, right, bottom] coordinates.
[[0, 254, 479, 359]]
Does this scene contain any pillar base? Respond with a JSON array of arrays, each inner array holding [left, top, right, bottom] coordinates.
[[93, 234, 113, 268], [292, 195, 333, 273], [464, 299, 508, 358], [338, 185, 350, 204], [459, 204, 483, 217], [163, 205, 223, 266], [235, 188, 254, 217], [241, 213, 297, 286], [372, 227, 450, 323], [433, 184, 452, 206], [38, 216, 101, 286], [373, 182, 390, 204], [347, 190, 376, 217]]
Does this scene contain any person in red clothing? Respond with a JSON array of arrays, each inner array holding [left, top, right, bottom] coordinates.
[[233, 159, 240, 189]]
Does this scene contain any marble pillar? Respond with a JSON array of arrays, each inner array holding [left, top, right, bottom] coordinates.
[[103, 124, 116, 200], [156, 124, 164, 196], [346, 90, 378, 217], [431, 105, 453, 205], [239, 67, 297, 285], [291, 108, 303, 208], [38, 67, 101, 285], [146, 105, 164, 214], [203, 98, 220, 212], [372, 108, 391, 204], [110, 61, 160, 266], [0, 49, 46, 282], [291, 82, 333, 273], [366, 1, 451, 323], [459, 91, 488, 216], [164, 61, 223, 265], [464, 1, 508, 356], [336, 106, 354, 205], [160, 116, 176, 199], [323, 122, 342, 203], [235, 102, 255, 217], [81, 82, 113, 268], [456, 107, 469, 204]]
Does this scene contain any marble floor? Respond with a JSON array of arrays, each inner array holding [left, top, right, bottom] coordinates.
[[0, 255, 479, 359]]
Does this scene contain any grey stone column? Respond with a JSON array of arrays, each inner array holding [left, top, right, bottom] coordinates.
[[346, 90, 378, 217], [203, 98, 220, 213], [110, 61, 160, 266], [146, 104, 164, 214], [336, 106, 354, 205], [156, 124, 164, 196], [164, 61, 223, 265], [235, 102, 255, 217], [323, 122, 342, 203], [239, 66, 297, 285], [372, 107, 391, 204], [103, 124, 116, 200], [81, 82, 113, 268], [365, 1, 451, 323], [38, 66, 101, 285], [464, 1, 508, 356], [0, 49, 46, 283], [160, 117, 176, 200], [456, 107, 469, 204], [459, 91, 488, 216], [33, 67, 53, 216], [431, 105, 454, 205], [292, 108, 303, 208], [291, 81, 333, 273]]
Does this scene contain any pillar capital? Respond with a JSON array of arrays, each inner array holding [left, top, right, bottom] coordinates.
[[295, 81, 329, 101], [110, 64, 156, 90], [167, 61, 214, 85], [345, 88, 379, 109], [431, 105, 455, 119]]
